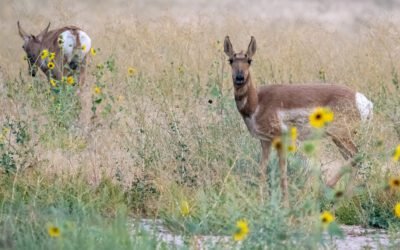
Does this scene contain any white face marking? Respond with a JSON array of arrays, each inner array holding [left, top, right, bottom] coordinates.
[[78, 30, 92, 56], [355, 92, 373, 121]]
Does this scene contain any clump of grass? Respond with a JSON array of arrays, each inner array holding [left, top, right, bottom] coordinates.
[[1, 3, 400, 248]]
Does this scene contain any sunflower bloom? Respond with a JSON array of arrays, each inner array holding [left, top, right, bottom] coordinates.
[[128, 67, 137, 77], [389, 177, 400, 190], [41, 49, 49, 60], [290, 127, 297, 142], [233, 219, 249, 241], [392, 145, 400, 162], [117, 95, 125, 102], [66, 76, 75, 85], [395, 203, 400, 218], [287, 144, 297, 153], [49, 52, 56, 60], [47, 62, 55, 70], [90, 48, 97, 56], [57, 36, 64, 47], [272, 137, 282, 151], [309, 107, 334, 128], [50, 79, 57, 87], [320, 211, 335, 227], [94, 86, 102, 94], [180, 200, 190, 217], [47, 225, 61, 238]]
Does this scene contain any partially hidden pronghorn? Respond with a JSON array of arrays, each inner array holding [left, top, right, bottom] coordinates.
[[18, 21, 91, 84], [224, 36, 373, 203]]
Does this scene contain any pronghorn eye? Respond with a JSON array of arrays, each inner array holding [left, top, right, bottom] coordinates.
[[229, 59, 233, 64]]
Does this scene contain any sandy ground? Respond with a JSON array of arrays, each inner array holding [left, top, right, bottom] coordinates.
[[136, 219, 400, 249]]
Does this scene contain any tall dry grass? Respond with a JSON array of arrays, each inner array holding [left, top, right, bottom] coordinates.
[[1, 0, 400, 248]]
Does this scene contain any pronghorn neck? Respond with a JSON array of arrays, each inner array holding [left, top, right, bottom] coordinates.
[[234, 74, 258, 117]]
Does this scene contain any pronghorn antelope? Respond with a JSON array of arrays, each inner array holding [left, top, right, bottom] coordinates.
[[224, 36, 373, 203], [17, 21, 91, 84]]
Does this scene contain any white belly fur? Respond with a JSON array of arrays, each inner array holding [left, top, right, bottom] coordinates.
[[277, 108, 311, 132]]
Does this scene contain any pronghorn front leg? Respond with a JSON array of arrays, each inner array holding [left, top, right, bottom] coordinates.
[[259, 140, 271, 201], [277, 144, 289, 206]]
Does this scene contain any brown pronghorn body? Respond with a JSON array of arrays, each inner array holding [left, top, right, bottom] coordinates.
[[18, 21, 92, 84], [224, 36, 373, 204]]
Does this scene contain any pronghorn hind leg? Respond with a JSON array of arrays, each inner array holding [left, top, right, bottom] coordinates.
[[326, 133, 358, 188], [277, 145, 289, 207], [77, 57, 92, 131], [78, 57, 88, 86]]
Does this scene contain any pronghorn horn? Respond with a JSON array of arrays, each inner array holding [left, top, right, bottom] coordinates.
[[246, 36, 256, 58], [17, 21, 29, 41], [224, 35, 235, 57], [37, 22, 51, 41]]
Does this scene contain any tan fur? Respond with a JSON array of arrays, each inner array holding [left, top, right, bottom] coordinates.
[[224, 36, 365, 205]]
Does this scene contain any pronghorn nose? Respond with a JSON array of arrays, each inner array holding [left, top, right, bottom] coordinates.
[[69, 61, 78, 70], [236, 74, 245, 82]]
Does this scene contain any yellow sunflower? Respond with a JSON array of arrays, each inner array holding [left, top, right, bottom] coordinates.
[[180, 200, 190, 217], [47, 62, 55, 70], [233, 219, 249, 241], [49, 52, 56, 60], [309, 107, 334, 128], [90, 48, 97, 56], [50, 79, 57, 87], [57, 36, 64, 47], [94, 86, 102, 94], [389, 177, 400, 190], [392, 145, 400, 162], [272, 137, 283, 151], [287, 144, 297, 153], [290, 127, 297, 142], [395, 203, 400, 218], [47, 225, 61, 238], [127, 67, 137, 77], [41, 49, 49, 60], [66, 76, 75, 85], [320, 211, 335, 227]]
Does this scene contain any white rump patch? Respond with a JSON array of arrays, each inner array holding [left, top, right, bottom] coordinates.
[[78, 30, 91, 56], [60, 30, 92, 62], [61, 30, 75, 62], [355, 92, 373, 121]]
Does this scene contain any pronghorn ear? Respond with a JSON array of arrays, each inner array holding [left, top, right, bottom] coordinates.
[[224, 36, 235, 58], [17, 21, 30, 41], [37, 22, 51, 41], [246, 36, 256, 58]]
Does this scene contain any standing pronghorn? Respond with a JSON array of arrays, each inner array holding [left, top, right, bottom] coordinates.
[[224, 36, 373, 203], [17, 21, 91, 84]]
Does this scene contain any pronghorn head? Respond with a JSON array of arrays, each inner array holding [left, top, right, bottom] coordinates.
[[17, 21, 51, 77], [224, 36, 256, 87]]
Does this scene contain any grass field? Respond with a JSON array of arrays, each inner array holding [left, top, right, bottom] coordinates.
[[1, 0, 400, 249]]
